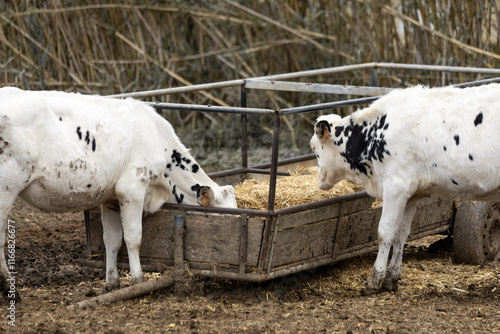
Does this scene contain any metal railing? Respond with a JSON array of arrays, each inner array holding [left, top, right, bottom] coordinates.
[[109, 62, 500, 218]]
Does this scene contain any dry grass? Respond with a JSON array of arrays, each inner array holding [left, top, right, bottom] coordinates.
[[1, 0, 499, 100], [2, 1, 500, 161], [235, 166, 365, 210]]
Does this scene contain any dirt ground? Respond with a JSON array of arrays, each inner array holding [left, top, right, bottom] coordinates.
[[2, 199, 500, 333]]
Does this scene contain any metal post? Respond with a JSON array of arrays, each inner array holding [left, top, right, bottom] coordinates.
[[256, 112, 281, 274], [241, 83, 248, 169], [267, 112, 281, 212], [239, 214, 248, 275], [173, 215, 185, 282]]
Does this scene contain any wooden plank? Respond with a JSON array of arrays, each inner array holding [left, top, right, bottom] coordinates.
[[277, 203, 340, 231], [183, 213, 264, 266], [334, 208, 380, 256], [87, 208, 264, 267], [270, 218, 338, 267], [333, 196, 453, 257]]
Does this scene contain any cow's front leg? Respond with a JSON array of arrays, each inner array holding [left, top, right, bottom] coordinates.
[[101, 204, 123, 291], [116, 181, 146, 286], [381, 202, 417, 292], [364, 188, 409, 295]]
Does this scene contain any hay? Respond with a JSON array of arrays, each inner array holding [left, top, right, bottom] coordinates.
[[234, 166, 365, 210]]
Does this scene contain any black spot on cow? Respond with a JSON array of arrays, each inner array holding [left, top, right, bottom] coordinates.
[[192, 164, 199, 173], [85, 131, 90, 145], [443, 146, 447, 151], [167, 163, 172, 170], [474, 112, 483, 126], [87, 184, 92, 188], [451, 179, 458, 185], [171, 150, 187, 170], [76, 126, 82, 140], [334, 126, 344, 137], [92, 137, 96, 152], [339, 115, 390, 176], [432, 163, 437, 167], [191, 184, 203, 197], [454, 135, 459, 146], [59, 117, 62, 121], [172, 185, 184, 204], [469, 154, 474, 161], [163, 173, 169, 178]]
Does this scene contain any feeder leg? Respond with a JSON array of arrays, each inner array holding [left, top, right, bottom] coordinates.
[[174, 215, 185, 282]]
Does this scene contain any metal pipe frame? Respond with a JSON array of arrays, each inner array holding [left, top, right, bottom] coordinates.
[[108, 62, 500, 99]]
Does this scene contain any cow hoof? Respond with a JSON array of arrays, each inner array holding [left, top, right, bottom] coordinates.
[[381, 279, 399, 292], [131, 274, 145, 285], [361, 287, 379, 296], [103, 283, 120, 293]]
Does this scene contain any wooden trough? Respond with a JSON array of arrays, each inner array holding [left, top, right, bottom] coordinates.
[[85, 64, 500, 285], [85, 160, 456, 282]]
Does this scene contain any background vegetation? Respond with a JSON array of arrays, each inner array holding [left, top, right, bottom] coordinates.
[[1, 0, 500, 169]]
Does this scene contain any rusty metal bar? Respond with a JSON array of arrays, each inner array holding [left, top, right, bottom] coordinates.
[[281, 96, 379, 115], [151, 102, 273, 115], [453, 77, 500, 88], [239, 214, 248, 275], [109, 62, 500, 99], [173, 215, 185, 282], [268, 112, 281, 212], [161, 190, 371, 218], [190, 254, 336, 283], [245, 79, 393, 96], [273, 191, 369, 216], [245, 168, 290, 176], [240, 84, 248, 168], [257, 215, 275, 274]]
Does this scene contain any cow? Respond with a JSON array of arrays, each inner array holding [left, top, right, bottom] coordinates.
[[310, 83, 500, 295], [0, 87, 237, 300]]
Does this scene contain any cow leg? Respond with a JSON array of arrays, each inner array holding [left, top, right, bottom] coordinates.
[[101, 204, 123, 290], [381, 202, 417, 292], [364, 188, 409, 295], [119, 200, 145, 285]]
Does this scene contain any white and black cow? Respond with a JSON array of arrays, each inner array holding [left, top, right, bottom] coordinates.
[[310, 83, 500, 295], [0, 87, 237, 299]]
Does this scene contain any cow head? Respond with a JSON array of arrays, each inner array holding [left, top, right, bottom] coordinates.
[[310, 114, 346, 190], [196, 185, 237, 208]]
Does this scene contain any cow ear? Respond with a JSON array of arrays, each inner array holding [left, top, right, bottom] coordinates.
[[315, 120, 332, 143], [197, 186, 214, 206]]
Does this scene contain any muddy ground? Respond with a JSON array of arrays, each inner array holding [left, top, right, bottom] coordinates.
[[2, 199, 500, 333]]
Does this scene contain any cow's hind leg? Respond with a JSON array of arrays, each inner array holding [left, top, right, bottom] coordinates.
[[381, 202, 417, 292], [101, 203, 123, 291]]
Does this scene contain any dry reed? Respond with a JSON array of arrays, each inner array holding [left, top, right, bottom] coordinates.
[[2, 1, 499, 163]]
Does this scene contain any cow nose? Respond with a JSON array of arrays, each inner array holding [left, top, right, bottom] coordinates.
[[318, 182, 333, 190]]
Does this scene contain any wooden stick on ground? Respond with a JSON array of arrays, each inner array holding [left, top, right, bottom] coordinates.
[[67, 274, 174, 310]]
